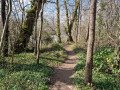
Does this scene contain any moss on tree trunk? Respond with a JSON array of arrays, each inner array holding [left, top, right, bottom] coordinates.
[[56, 0, 61, 43], [14, 0, 42, 53], [64, 0, 79, 42]]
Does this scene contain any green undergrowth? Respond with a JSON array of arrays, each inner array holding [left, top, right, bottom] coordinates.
[[72, 44, 120, 90], [0, 43, 66, 90]]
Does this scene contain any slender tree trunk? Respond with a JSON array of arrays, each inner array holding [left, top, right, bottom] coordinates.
[[56, 0, 61, 43], [36, 1, 44, 64], [1, 0, 6, 26], [34, 6, 38, 55], [0, 0, 12, 55], [117, 46, 120, 69], [3, 23, 9, 56], [85, 0, 97, 85], [78, 0, 82, 42], [86, 21, 89, 42], [64, 0, 70, 41], [21, 0, 25, 25], [1, 0, 9, 56], [76, 0, 81, 44]]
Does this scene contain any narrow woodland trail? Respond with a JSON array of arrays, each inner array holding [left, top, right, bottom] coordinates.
[[49, 44, 79, 90]]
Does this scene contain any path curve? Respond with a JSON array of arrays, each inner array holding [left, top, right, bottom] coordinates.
[[49, 44, 79, 90]]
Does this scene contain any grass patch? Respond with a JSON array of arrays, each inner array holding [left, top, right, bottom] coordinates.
[[0, 43, 66, 90], [72, 44, 120, 90], [0, 64, 52, 90]]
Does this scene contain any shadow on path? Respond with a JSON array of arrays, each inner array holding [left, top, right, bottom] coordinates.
[[49, 44, 79, 90]]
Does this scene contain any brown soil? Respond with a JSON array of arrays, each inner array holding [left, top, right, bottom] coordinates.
[[49, 44, 79, 90]]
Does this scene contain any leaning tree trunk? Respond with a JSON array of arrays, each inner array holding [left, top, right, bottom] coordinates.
[[85, 0, 97, 85], [1, 0, 9, 56], [14, 0, 43, 53], [56, 0, 61, 43]]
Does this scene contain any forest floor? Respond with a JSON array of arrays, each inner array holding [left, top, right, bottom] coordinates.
[[49, 44, 79, 90]]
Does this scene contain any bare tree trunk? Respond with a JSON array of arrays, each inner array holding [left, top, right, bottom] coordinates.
[[0, 0, 12, 56], [75, 0, 80, 44], [85, 0, 97, 85], [86, 21, 89, 42], [56, 0, 61, 43], [76, 0, 82, 44], [79, 0, 82, 42], [21, 0, 25, 25], [34, 6, 38, 55], [1, 0, 6, 26], [1, 0, 9, 56], [3, 23, 9, 56], [36, 1, 44, 64]]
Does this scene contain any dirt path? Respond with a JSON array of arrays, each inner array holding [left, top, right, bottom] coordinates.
[[49, 44, 79, 90]]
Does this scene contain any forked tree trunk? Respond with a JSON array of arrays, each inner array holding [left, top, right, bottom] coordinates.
[[56, 0, 61, 43], [68, 0, 79, 42], [85, 0, 97, 85], [64, 0, 79, 42]]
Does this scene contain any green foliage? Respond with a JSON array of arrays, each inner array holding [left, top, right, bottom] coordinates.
[[27, 5, 36, 17], [0, 64, 52, 90], [51, 43, 65, 51], [0, 44, 67, 89], [64, 26, 68, 35], [97, 15, 103, 31], [41, 31, 53, 45], [40, 43, 65, 53], [22, 24, 28, 29], [100, 2, 107, 11], [0, 57, 6, 68], [93, 47, 114, 72], [72, 45, 120, 90], [22, 24, 29, 33], [39, 43, 66, 66], [30, 0, 35, 8]]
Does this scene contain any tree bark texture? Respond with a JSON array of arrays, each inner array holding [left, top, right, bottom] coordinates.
[[0, 0, 12, 55], [1, 0, 9, 56], [36, 0, 44, 64], [14, 0, 44, 53], [56, 0, 61, 43], [85, 0, 97, 85], [64, 0, 79, 42]]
